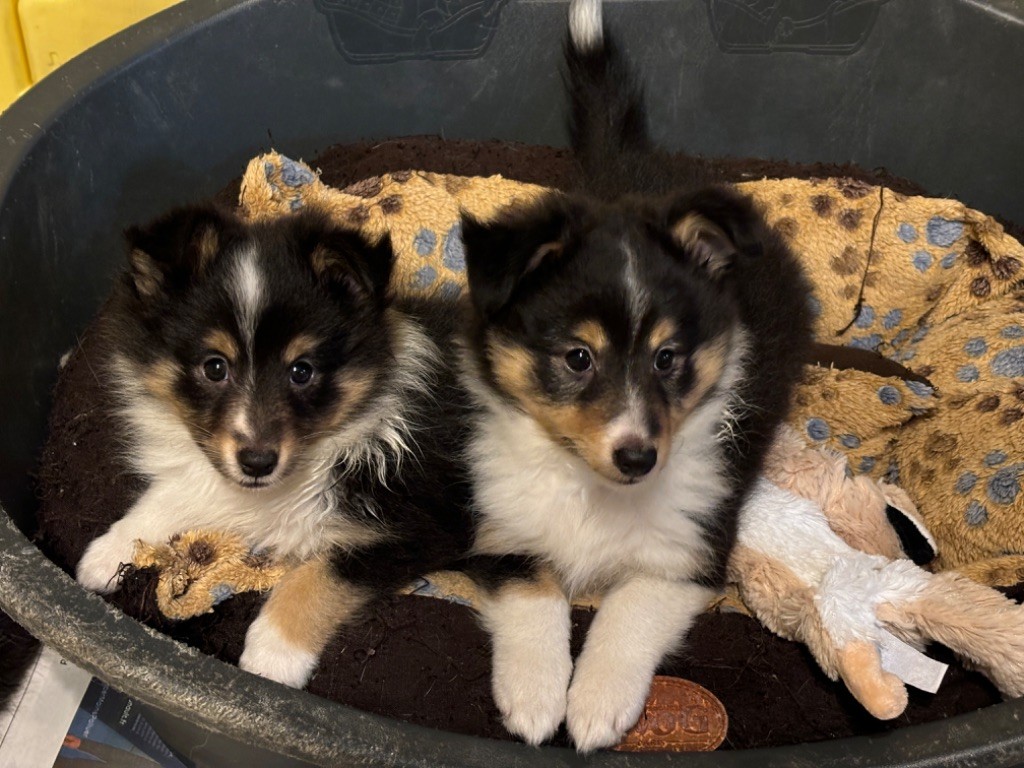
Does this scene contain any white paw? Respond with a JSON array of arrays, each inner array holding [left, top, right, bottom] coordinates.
[[76, 532, 138, 593], [238, 613, 317, 688], [492, 643, 572, 745], [566, 662, 652, 753]]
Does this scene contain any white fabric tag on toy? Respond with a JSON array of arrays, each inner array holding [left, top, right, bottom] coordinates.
[[878, 630, 948, 693]]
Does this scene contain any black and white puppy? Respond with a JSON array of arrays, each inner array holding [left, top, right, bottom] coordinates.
[[75, 204, 472, 687], [459, 0, 813, 751]]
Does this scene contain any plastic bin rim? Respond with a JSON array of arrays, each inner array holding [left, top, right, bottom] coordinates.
[[5, 509, 1024, 767], [2, 0, 1024, 764]]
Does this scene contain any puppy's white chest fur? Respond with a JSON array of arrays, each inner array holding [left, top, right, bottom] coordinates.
[[470, 392, 732, 594], [123, 392, 362, 558]]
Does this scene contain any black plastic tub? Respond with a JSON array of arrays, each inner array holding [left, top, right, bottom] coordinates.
[[2, 0, 1024, 765]]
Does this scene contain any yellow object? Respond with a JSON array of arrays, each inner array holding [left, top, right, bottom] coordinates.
[[18, 0, 181, 82], [0, 0, 30, 112]]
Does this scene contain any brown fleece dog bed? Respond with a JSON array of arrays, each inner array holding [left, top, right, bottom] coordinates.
[[35, 137, 1012, 750]]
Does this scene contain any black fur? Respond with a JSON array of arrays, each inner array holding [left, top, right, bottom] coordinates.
[[0, 612, 38, 711], [462, 13, 812, 587], [82, 205, 475, 670]]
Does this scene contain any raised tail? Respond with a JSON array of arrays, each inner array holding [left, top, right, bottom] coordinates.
[[565, 0, 652, 190]]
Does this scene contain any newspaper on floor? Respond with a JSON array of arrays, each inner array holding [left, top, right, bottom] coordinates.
[[0, 646, 190, 767]]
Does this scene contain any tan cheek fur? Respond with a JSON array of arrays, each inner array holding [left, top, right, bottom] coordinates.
[[323, 369, 376, 432], [141, 357, 233, 471], [488, 335, 623, 479], [669, 333, 730, 428], [143, 358, 203, 433]]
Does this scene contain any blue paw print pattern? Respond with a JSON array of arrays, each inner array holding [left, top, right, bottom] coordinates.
[[854, 304, 875, 329], [1002, 325, 1024, 340], [926, 216, 964, 247], [878, 385, 902, 405], [409, 577, 473, 607], [849, 334, 883, 351], [964, 500, 989, 527], [210, 584, 234, 605], [941, 252, 958, 269], [839, 434, 861, 449], [882, 308, 903, 330], [860, 456, 876, 473], [897, 223, 918, 243], [956, 364, 980, 383], [992, 347, 1024, 378], [438, 281, 462, 300], [807, 294, 822, 318], [910, 325, 930, 344], [987, 465, 1022, 505], [413, 228, 437, 257], [280, 157, 316, 187], [894, 348, 917, 363], [442, 222, 466, 271], [964, 338, 988, 358], [806, 417, 830, 441], [912, 250, 933, 272], [956, 471, 978, 495], [907, 380, 935, 398], [411, 265, 438, 290], [985, 450, 1008, 467]]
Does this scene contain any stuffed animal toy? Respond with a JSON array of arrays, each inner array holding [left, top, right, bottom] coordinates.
[[730, 426, 1024, 719], [133, 531, 287, 620]]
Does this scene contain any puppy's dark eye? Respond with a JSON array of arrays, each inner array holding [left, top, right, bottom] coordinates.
[[202, 356, 229, 382], [654, 348, 676, 372], [565, 348, 593, 373], [289, 361, 314, 386]]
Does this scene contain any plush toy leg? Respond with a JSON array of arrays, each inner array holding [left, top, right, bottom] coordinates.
[[731, 546, 910, 719], [836, 641, 908, 720], [878, 571, 1024, 699], [729, 546, 841, 677]]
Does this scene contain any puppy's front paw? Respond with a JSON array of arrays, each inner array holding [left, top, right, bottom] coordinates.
[[566, 662, 652, 752], [76, 532, 137, 593], [238, 613, 317, 688], [492, 643, 572, 746]]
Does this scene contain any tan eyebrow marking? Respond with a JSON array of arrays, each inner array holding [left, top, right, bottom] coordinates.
[[648, 318, 679, 351], [202, 330, 239, 361], [283, 334, 319, 364], [573, 320, 609, 352]]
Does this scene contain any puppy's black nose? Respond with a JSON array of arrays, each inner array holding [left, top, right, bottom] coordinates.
[[612, 444, 658, 478], [238, 449, 278, 478]]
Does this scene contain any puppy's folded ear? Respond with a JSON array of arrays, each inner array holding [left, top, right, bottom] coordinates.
[[307, 226, 395, 306], [125, 205, 237, 301], [461, 194, 574, 320], [665, 187, 766, 279]]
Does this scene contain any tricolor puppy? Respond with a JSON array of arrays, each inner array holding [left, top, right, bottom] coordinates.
[[459, 0, 813, 752], [76, 204, 472, 687]]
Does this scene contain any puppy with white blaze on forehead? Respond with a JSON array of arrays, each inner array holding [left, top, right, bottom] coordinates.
[[459, 0, 812, 752], [75, 204, 473, 688]]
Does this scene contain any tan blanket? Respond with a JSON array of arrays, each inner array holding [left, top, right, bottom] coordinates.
[[131, 152, 1024, 619]]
